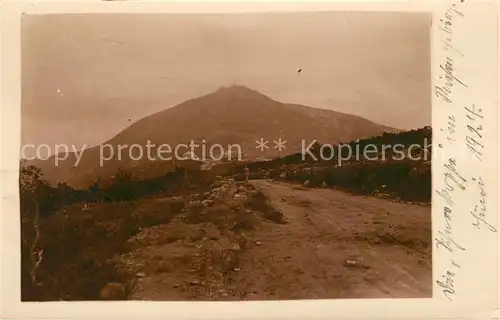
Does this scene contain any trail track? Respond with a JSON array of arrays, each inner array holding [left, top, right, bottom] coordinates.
[[235, 180, 432, 299]]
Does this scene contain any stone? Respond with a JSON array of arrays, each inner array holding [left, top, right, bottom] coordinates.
[[234, 194, 248, 201], [219, 238, 241, 251], [100, 282, 126, 300], [344, 260, 357, 267]]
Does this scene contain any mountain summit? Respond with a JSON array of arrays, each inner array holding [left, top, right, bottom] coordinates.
[[214, 85, 268, 97], [32, 86, 397, 188]]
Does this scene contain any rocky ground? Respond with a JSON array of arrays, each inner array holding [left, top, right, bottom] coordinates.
[[100, 178, 431, 300], [102, 178, 270, 300]]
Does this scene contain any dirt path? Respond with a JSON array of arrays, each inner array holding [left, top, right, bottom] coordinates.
[[117, 179, 431, 300], [231, 180, 432, 299]]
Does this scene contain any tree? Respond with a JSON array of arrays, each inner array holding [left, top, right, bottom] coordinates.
[[20, 161, 46, 199], [107, 169, 136, 201], [19, 160, 50, 286]]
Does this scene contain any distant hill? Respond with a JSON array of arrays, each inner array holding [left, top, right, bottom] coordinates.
[[30, 85, 398, 188]]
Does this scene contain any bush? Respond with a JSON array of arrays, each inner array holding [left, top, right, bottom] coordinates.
[[105, 169, 137, 201], [317, 161, 430, 201]]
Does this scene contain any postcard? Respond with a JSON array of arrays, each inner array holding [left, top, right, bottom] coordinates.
[[1, 0, 498, 319]]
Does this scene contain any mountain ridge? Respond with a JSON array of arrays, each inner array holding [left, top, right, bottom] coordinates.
[[29, 85, 400, 188]]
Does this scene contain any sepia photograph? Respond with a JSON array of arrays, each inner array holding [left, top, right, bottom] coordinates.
[[20, 11, 433, 301]]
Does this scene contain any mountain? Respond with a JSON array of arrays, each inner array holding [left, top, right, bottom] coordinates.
[[29, 85, 398, 188]]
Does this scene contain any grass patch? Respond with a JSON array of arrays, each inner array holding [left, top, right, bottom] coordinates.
[[21, 197, 186, 301]]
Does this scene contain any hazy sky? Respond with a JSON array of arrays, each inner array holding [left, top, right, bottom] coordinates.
[[22, 12, 431, 151]]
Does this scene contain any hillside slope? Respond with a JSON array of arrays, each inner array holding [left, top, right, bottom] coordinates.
[[31, 85, 397, 188]]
